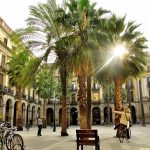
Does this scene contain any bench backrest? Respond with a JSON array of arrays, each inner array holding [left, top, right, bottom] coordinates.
[[76, 129, 99, 145]]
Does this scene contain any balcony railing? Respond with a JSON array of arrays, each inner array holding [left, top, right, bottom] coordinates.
[[0, 84, 13, 95], [70, 100, 78, 105], [22, 94, 26, 100], [92, 100, 100, 105]]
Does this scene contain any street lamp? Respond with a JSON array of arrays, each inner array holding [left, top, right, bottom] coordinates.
[[53, 90, 58, 132], [53, 99, 56, 132]]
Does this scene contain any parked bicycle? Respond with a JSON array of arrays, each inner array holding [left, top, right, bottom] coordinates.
[[118, 124, 131, 143], [0, 122, 24, 150]]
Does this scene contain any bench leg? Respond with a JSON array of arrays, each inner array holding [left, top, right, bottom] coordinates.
[[81, 145, 83, 150], [97, 144, 100, 150]]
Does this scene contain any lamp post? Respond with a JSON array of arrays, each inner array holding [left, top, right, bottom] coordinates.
[[53, 100, 56, 132], [53, 90, 56, 132]]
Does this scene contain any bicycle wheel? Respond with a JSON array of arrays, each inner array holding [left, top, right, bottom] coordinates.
[[119, 130, 125, 143], [10, 134, 24, 150], [5, 134, 14, 150], [128, 128, 131, 139]]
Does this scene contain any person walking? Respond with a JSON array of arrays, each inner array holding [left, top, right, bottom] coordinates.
[[37, 117, 43, 136]]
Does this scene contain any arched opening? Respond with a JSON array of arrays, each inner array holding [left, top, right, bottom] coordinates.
[[92, 107, 101, 125], [5, 99, 12, 122], [104, 106, 112, 124], [31, 106, 35, 126], [59, 108, 62, 126], [26, 105, 31, 124], [0, 96, 3, 121], [13, 101, 17, 126], [22, 103, 25, 126], [130, 105, 136, 124], [37, 107, 41, 118], [46, 108, 53, 126], [70, 107, 78, 125]]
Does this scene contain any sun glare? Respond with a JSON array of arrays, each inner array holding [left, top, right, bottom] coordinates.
[[113, 45, 127, 57]]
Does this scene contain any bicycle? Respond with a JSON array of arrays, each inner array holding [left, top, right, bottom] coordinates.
[[0, 122, 24, 150], [118, 124, 131, 143]]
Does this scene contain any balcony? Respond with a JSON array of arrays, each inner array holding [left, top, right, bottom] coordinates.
[[22, 94, 26, 100], [0, 84, 13, 95], [92, 100, 100, 105], [48, 100, 53, 105], [70, 100, 78, 105], [7, 88, 13, 95], [28, 96, 33, 102], [38, 100, 42, 105]]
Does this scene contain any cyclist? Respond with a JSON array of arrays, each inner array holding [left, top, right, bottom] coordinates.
[[112, 107, 131, 138]]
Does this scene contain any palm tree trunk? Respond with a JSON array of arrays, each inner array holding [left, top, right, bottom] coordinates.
[[114, 79, 123, 137], [87, 76, 91, 129], [107, 84, 110, 125], [60, 53, 68, 136], [114, 79, 123, 110], [42, 100, 47, 128], [17, 87, 23, 131], [78, 73, 87, 129]]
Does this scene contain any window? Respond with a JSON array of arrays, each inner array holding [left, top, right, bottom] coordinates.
[[147, 77, 150, 88], [126, 79, 133, 89], [127, 90, 134, 102], [4, 38, 8, 45], [93, 83, 98, 91], [1, 54, 6, 68]]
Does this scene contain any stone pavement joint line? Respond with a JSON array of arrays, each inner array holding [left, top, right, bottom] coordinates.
[[15, 125, 150, 150]]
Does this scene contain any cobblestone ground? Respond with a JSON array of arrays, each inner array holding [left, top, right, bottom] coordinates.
[[7, 125, 150, 150]]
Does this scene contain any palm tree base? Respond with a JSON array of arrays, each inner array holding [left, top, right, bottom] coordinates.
[[17, 127, 23, 131], [61, 132, 69, 136]]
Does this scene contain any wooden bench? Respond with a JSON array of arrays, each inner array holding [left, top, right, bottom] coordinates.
[[76, 129, 100, 150]]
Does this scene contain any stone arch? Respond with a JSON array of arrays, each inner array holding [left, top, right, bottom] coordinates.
[[5, 99, 12, 122], [103, 106, 112, 123], [13, 101, 17, 126], [31, 106, 36, 126], [37, 107, 41, 118], [22, 103, 26, 126], [26, 104, 31, 124], [129, 105, 136, 124], [46, 108, 53, 126], [70, 107, 78, 125], [92, 107, 101, 125]]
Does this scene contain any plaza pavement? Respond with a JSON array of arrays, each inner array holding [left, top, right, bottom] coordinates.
[[16, 125, 150, 150]]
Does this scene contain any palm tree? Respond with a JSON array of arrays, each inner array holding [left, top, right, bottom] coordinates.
[[7, 50, 30, 131], [95, 14, 148, 136], [14, 0, 72, 136], [96, 14, 148, 111], [64, 0, 109, 129], [35, 67, 56, 128]]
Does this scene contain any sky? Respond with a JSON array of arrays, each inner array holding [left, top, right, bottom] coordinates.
[[0, 0, 150, 48]]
